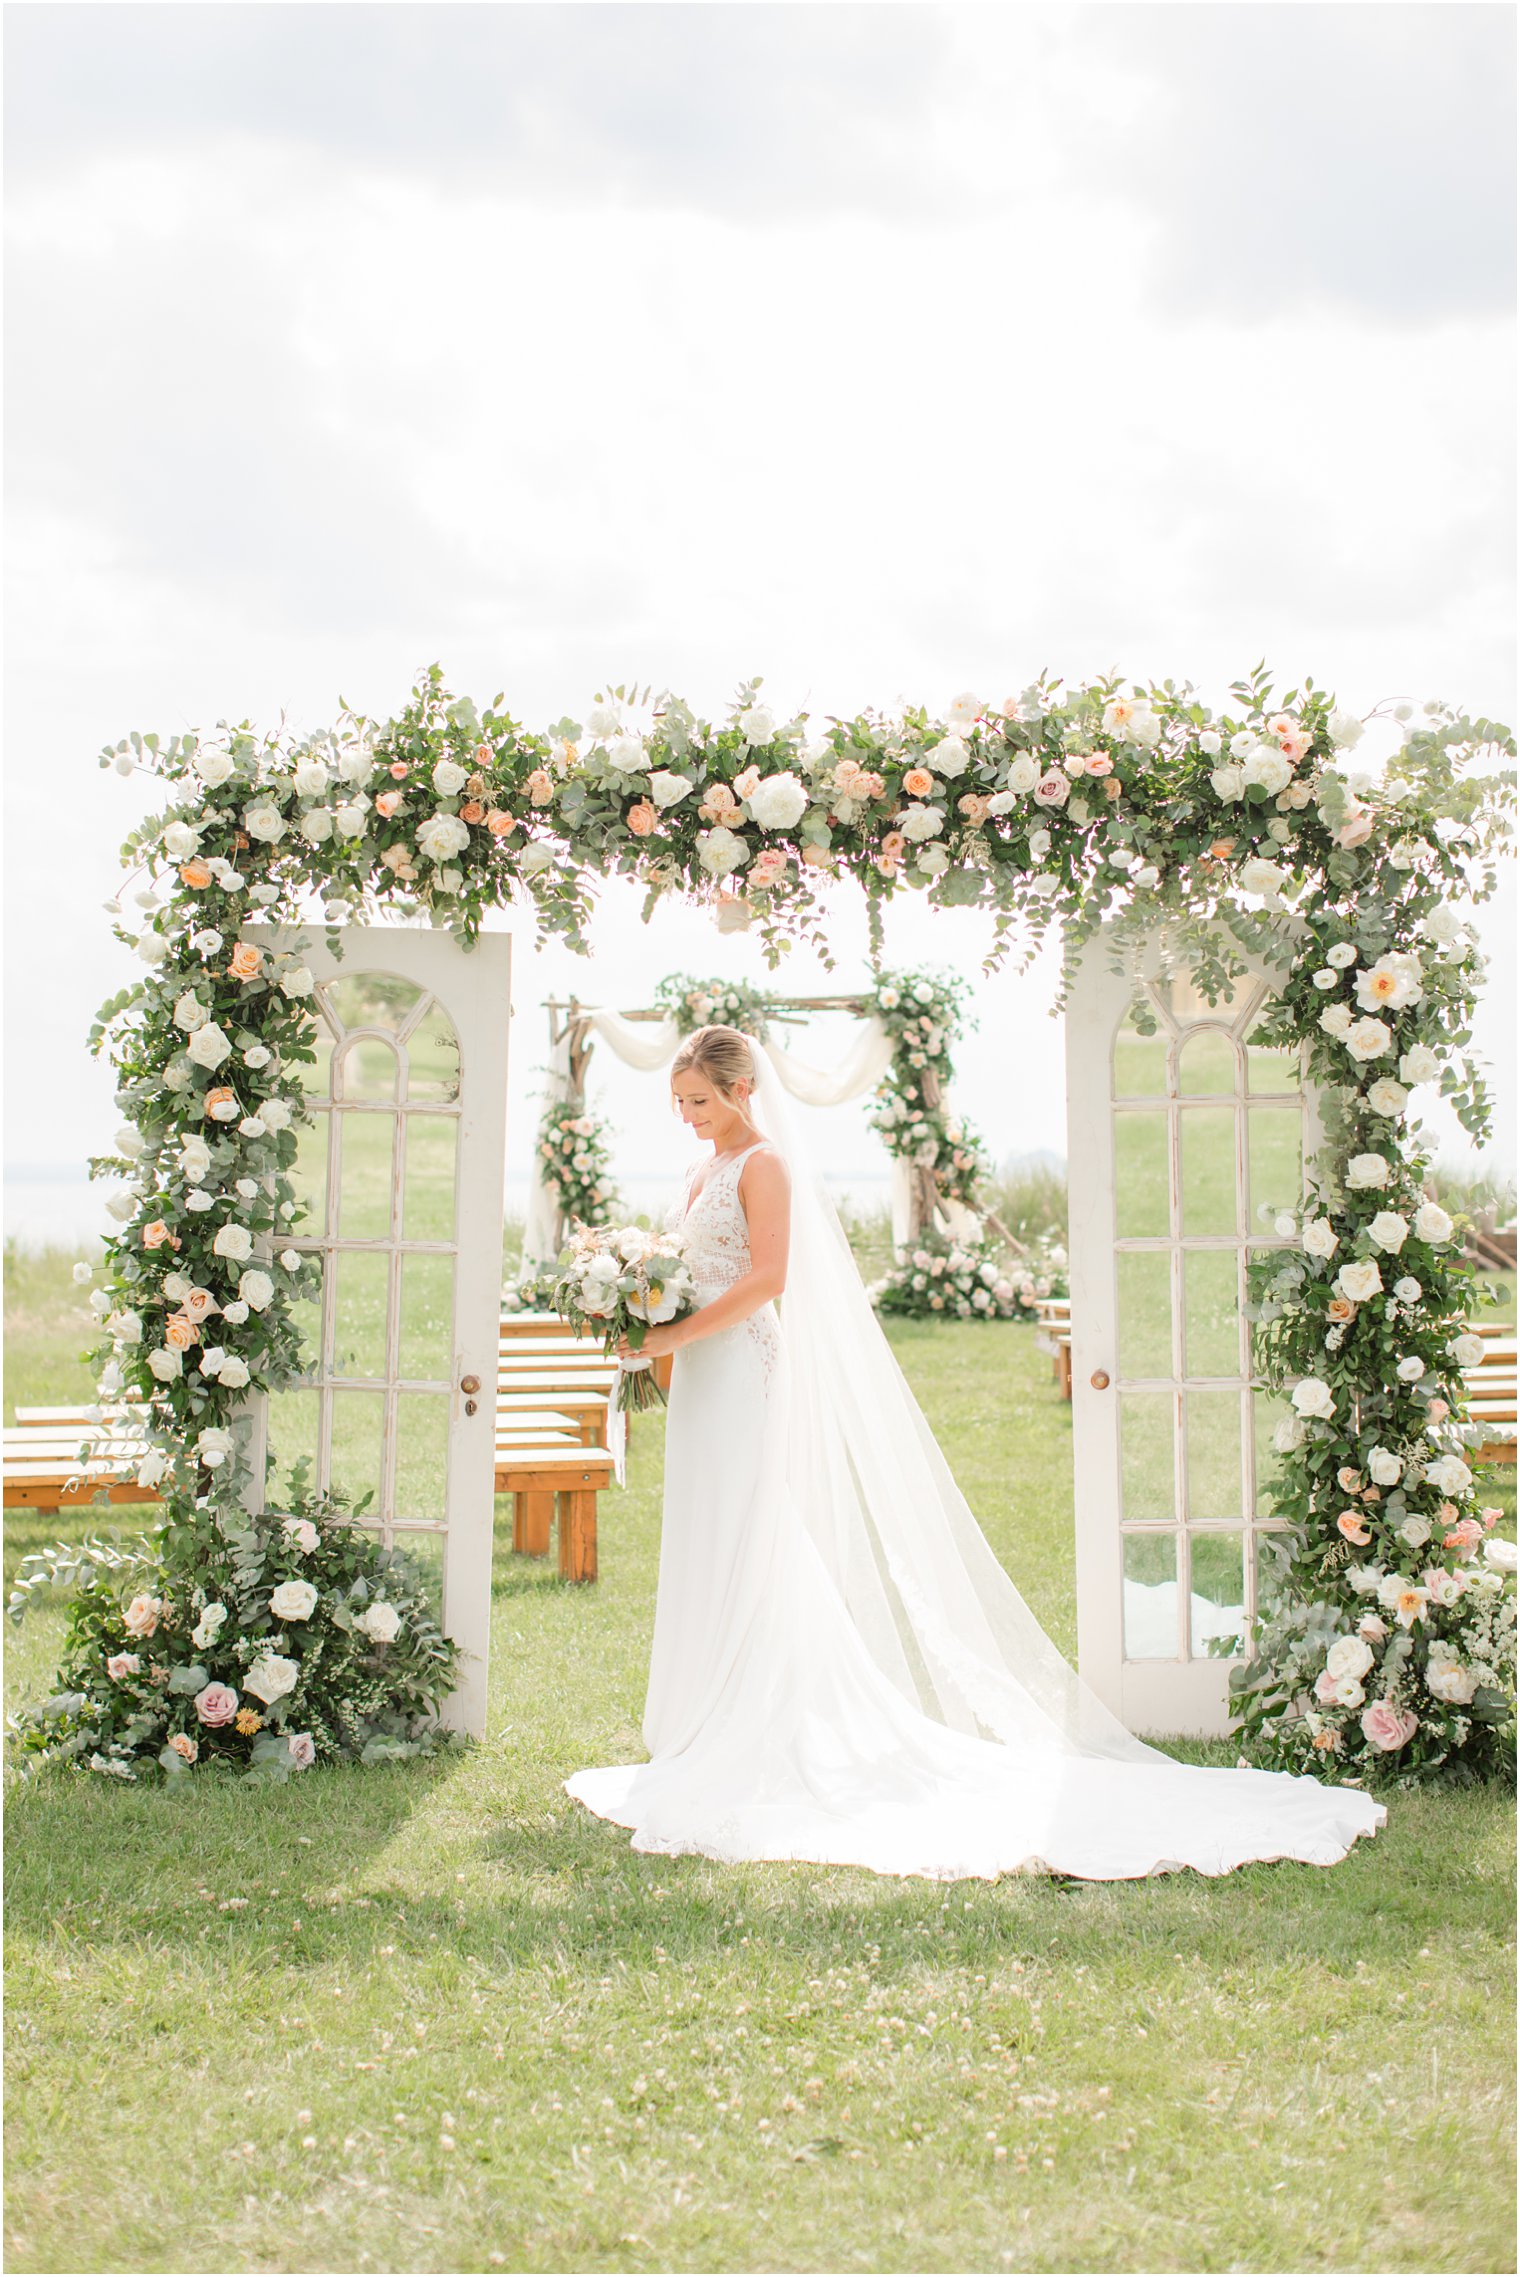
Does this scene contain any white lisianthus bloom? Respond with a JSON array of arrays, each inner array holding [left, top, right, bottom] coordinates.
[[1210, 766, 1245, 800], [1197, 730, 1222, 757], [1396, 1356, 1425, 1382], [1242, 743, 1292, 797], [220, 1299, 250, 1325], [1449, 1331, 1485, 1367], [1326, 1634, 1374, 1683], [1335, 1259, 1383, 1303], [358, 1600, 402, 1644], [243, 1651, 300, 1704], [194, 749, 236, 788], [927, 735, 971, 779], [1291, 1376, 1335, 1419], [1399, 1043, 1441, 1084], [1229, 729, 1255, 757], [1367, 1445, 1404, 1485], [649, 769, 691, 811], [212, 1222, 254, 1262], [243, 802, 288, 844], [1413, 1202, 1454, 1244], [1424, 1453, 1473, 1495], [1393, 1277, 1422, 1304], [191, 1602, 227, 1649], [1319, 1003, 1355, 1038], [238, 1115, 267, 1139], [1344, 1017, 1393, 1063], [432, 757, 469, 796], [697, 825, 748, 877], [1366, 1078, 1409, 1117], [1345, 1153, 1391, 1190], [192, 928, 224, 959], [279, 1248, 302, 1272], [1239, 857, 1287, 899], [1325, 943, 1359, 970], [1327, 708, 1365, 747], [748, 773, 809, 831], [187, 1021, 233, 1070], [270, 1579, 319, 1623], [1367, 1212, 1409, 1253], [335, 799, 369, 837], [1387, 841, 1419, 871], [739, 705, 775, 745], [1312, 969, 1339, 991], [162, 819, 203, 861], [281, 965, 315, 998], [900, 804, 944, 843], [416, 813, 472, 863]]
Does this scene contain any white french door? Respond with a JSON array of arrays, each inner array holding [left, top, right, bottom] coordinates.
[[1065, 925, 1316, 1737], [241, 924, 510, 1737]]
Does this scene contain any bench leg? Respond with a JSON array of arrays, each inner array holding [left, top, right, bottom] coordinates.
[[514, 1490, 554, 1557], [558, 1488, 598, 1583], [1057, 1345, 1072, 1401]]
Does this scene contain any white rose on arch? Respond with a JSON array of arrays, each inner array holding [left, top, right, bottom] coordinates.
[[697, 826, 748, 877], [193, 748, 236, 789], [1335, 1259, 1383, 1304], [1413, 1201, 1454, 1244], [747, 774, 809, 832], [243, 803, 288, 844], [1241, 743, 1292, 797], [900, 804, 944, 843], [1399, 1043, 1441, 1084], [1366, 1078, 1409, 1118], [1366, 1212, 1409, 1253], [269, 1579, 319, 1623], [1238, 856, 1288, 900], [1290, 1377, 1335, 1419], [300, 809, 334, 845], [1345, 1154, 1391, 1190], [161, 820, 204, 861], [927, 736, 971, 780], [187, 1022, 234, 1070], [1327, 708, 1365, 748], [738, 705, 775, 745], [243, 1650, 300, 1704], [358, 1600, 402, 1644], [416, 813, 471, 863], [1423, 1453, 1473, 1496], [432, 757, 469, 796], [1366, 1445, 1404, 1486], [212, 1222, 254, 1263], [1344, 1017, 1393, 1063], [649, 769, 691, 811], [1301, 1217, 1338, 1260]]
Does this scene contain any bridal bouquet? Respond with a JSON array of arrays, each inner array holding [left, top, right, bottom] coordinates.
[[550, 1223, 696, 1412]]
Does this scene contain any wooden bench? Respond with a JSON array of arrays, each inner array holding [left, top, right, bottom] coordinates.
[[1032, 1299, 1072, 1400]]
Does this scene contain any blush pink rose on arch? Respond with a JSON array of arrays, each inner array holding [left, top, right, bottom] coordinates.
[[123, 1593, 163, 1637], [194, 1681, 241, 1728], [1360, 1699, 1419, 1752], [1033, 771, 1071, 808]]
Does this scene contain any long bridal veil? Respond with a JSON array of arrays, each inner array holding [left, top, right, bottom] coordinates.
[[747, 1038, 1170, 1768]]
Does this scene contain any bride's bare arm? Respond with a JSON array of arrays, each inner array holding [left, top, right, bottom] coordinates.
[[617, 1151, 790, 1359]]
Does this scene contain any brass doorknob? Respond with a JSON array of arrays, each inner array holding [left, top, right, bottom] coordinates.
[[460, 1374, 481, 1395], [1090, 1370, 1111, 1390]]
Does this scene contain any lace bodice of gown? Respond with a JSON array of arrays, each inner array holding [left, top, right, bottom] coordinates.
[[673, 1142, 782, 1381]]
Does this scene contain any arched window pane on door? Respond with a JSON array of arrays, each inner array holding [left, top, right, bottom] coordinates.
[[271, 969, 464, 1571], [1071, 938, 1311, 1736]]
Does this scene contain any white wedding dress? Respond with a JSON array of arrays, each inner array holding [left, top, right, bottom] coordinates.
[[565, 1071, 1388, 1884]]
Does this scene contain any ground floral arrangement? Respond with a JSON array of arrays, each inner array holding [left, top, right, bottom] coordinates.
[[23, 660, 1514, 1786], [870, 1234, 1069, 1322], [10, 1479, 461, 1782], [534, 1097, 619, 1233]]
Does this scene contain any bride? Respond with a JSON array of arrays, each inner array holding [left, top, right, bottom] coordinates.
[[564, 1025, 1387, 1881]]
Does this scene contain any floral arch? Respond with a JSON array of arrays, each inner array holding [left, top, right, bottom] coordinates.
[[15, 662, 1516, 1788]]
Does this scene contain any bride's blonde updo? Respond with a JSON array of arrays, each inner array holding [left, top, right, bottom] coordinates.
[[670, 1024, 759, 1104]]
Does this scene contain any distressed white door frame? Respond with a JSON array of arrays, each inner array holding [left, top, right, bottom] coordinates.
[[1066, 920, 1317, 1739], [238, 923, 510, 1738]]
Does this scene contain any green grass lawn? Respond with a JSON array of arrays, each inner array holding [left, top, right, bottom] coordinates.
[[4, 1249, 1516, 2275]]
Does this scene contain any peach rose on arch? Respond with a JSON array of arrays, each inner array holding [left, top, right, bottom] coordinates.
[[227, 942, 263, 982], [179, 859, 213, 890], [486, 809, 517, 836], [626, 801, 658, 837]]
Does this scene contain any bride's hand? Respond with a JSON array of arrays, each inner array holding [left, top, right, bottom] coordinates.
[[616, 1323, 683, 1362]]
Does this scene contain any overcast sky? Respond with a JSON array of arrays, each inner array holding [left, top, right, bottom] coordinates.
[[5, 0, 1515, 1240]]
